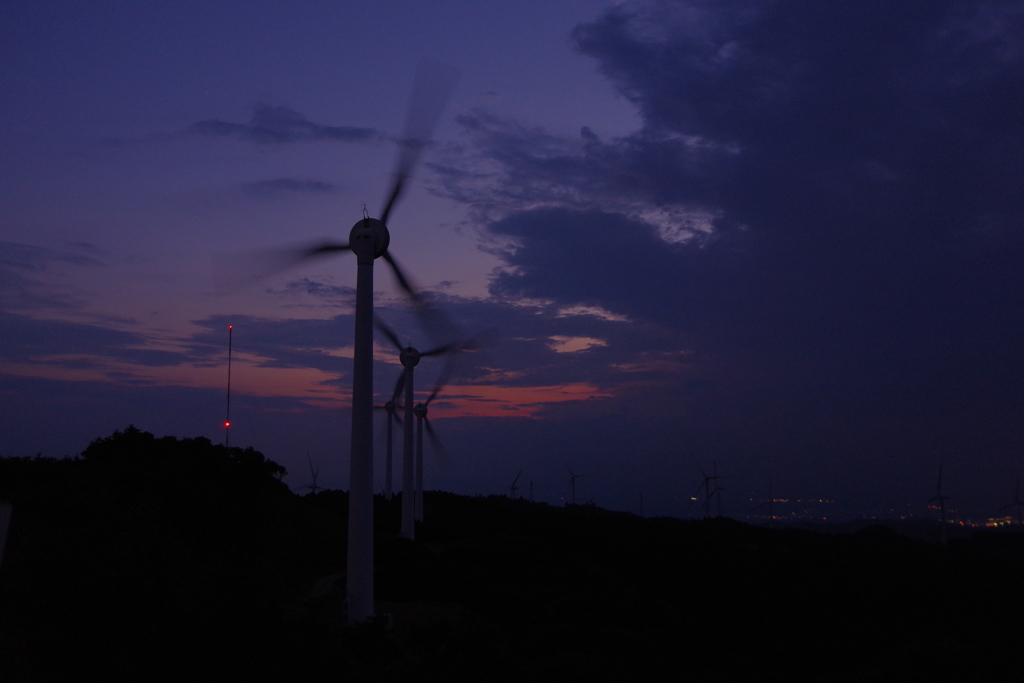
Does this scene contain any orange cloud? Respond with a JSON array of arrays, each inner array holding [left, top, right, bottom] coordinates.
[[426, 382, 613, 418]]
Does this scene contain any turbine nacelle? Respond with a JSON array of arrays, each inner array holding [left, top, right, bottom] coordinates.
[[413, 403, 428, 419], [349, 218, 390, 264], [400, 346, 422, 367]]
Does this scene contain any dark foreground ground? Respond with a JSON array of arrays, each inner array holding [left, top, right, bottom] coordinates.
[[2, 428, 1022, 681]]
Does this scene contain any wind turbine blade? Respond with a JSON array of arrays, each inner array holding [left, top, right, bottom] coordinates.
[[425, 355, 460, 406], [379, 60, 459, 225], [421, 342, 460, 357], [424, 417, 452, 470], [381, 251, 462, 347], [212, 241, 351, 293], [512, 469, 522, 487], [381, 250, 420, 300], [391, 372, 406, 403], [374, 316, 404, 351], [690, 455, 709, 480], [422, 328, 495, 358]]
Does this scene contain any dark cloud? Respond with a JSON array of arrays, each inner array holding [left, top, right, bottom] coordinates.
[[429, 0, 1024, 511], [0, 241, 105, 310], [189, 104, 379, 145], [0, 242, 104, 272], [0, 311, 186, 367], [242, 178, 338, 197], [189, 314, 355, 372], [269, 278, 356, 302]]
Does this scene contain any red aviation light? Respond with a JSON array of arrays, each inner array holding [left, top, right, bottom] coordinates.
[[224, 421, 231, 428]]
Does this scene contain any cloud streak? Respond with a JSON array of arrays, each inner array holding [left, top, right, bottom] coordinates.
[[189, 104, 379, 145], [242, 178, 338, 197]]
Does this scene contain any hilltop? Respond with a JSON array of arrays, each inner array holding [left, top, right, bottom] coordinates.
[[1, 428, 1021, 681]]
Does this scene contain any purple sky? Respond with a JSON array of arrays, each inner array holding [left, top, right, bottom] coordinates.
[[3, 1, 1023, 521]]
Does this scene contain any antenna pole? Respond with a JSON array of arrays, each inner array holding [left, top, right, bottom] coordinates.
[[225, 324, 233, 448]]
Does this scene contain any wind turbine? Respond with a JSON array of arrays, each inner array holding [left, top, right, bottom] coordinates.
[[216, 62, 458, 623], [929, 465, 951, 546], [748, 478, 777, 526], [566, 466, 583, 506], [693, 462, 725, 518], [373, 377, 404, 501], [375, 318, 464, 538], [412, 370, 460, 522], [305, 451, 323, 494], [510, 470, 522, 499], [999, 476, 1023, 526]]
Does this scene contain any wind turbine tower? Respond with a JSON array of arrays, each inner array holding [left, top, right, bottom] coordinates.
[[412, 375, 457, 522], [382, 398, 399, 500]]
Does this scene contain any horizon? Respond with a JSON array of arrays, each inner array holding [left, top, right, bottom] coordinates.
[[2, 1, 1023, 524]]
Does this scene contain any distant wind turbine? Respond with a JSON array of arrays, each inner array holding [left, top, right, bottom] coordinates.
[[566, 466, 583, 506], [748, 478, 777, 527], [412, 374, 456, 522], [374, 373, 405, 500], [510, 470, 523, 499], [694, 461, 726, 518], [305, 451, 323, 494], [375, 317, 467, 538]]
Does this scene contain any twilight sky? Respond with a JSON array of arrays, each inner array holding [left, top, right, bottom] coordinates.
[[2, 0, 1023, 521]]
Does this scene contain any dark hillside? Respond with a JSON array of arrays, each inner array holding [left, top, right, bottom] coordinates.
[[1, 429, 1022, 681]]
